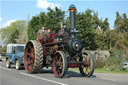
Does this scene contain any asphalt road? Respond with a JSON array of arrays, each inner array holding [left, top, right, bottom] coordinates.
[[0, 60, 128, 85]]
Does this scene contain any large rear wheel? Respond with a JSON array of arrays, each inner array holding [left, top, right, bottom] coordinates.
[[24, 40, 43, 73], [52, 51, 67, 78], [79, 51, 95, 77]]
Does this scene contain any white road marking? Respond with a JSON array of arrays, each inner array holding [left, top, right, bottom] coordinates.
[[20, 72, 68, 85], [0, 67, 11, 71], [101, 77, 117, 81]]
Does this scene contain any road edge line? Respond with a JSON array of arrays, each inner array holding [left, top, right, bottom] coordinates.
[[0, 67, 12, 71], [101, 77, 117, 81], [20, 72, 68, 85]]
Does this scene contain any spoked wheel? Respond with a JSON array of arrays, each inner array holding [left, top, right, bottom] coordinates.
[[6, 58, 11, 68], [24, 40, 43, 73], [16, 60, 21, 70], [52, 51, 67, 78], [79, 51, 95, 77]]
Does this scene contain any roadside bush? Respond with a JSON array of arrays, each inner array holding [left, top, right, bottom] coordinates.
[[95, 58, 105, 68], [0, 46, 6, 56], [104, 49, 126, 71], [125, 49, 128, 60]]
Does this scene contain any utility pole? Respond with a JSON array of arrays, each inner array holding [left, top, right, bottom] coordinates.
[[25, 13, 29, 43]]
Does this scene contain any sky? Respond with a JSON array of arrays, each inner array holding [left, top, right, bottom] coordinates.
[[0, 0, 128, 29]]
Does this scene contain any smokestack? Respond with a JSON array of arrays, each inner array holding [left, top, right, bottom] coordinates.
[[69, 4, 76, 31]]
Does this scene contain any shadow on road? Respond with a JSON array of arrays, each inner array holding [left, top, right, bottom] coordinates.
[[7, 65, 25, 70], [64, 70, 96, 78], [5, 64, 96, 78], [40, 69, 53, 74], [39, 69, 96, 78]]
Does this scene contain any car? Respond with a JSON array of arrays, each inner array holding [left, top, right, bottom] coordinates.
[[5, 44, 25, 70], [123, 62, 128, 70], [0, 54, 2, 61]]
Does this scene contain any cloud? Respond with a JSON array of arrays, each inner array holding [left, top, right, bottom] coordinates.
[[3, 20, 16, 28], [37, 0, 60, 9]]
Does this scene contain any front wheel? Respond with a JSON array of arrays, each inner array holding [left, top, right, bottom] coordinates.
[[6, 58, 11, 68], [79, 51, 95, 77], [16, 60, 21, 70], [52, 51, 67, 78]]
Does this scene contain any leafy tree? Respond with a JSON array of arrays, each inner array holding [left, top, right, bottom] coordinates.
[[114, 11, 124, 32], [123, 32, 128, 48], [28, 16, 41, 40], [28, 7, 65, 40], [101, 18, 109, 32], [45, 7, 65, 31], [0, 20, 26, 44], [76, 9, 97, 50], [95, 32, 107, 50], [113, 12, 128, 50], [92, 12, 101, 29], [122, 13, 128, 32]]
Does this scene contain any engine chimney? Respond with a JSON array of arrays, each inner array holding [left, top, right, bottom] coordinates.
[[69, 4, 76, 31], [69, 4, 78, 38]]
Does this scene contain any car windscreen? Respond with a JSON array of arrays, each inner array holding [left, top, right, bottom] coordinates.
[[16, 46, 24, 52]]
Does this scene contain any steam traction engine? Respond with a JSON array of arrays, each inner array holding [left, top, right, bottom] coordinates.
[[24, 4, 95, 78]]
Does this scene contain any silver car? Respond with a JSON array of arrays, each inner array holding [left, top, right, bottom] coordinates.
[[123, 62, 128, 70]]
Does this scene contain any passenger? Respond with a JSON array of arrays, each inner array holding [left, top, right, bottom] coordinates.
[[36, 26, 46, 40], [47, 29, 51, 34], [13, 47, 15, 53]]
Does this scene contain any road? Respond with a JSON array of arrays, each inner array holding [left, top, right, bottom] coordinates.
[[0, 60, 128, 85]]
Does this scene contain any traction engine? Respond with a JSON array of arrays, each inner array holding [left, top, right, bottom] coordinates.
[[24, 4, 95, 78]]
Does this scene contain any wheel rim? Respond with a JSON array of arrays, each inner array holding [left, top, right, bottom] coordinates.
[[79, 52, 94, 77], [24, 42, 35, 72], [6, 59, 9, 67], [16, 60, 19, 69], [52, 51, 66, 78], [82, 55, 91, 74]]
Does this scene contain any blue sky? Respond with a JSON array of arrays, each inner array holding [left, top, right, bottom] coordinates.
[[0, 0, 128, 29]]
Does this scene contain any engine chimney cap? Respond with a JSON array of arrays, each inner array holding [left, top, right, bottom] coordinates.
[[69, 4, 76, 12], [69, 4, 76, 9]]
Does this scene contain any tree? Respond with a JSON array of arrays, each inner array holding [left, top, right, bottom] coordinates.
[[101, 18, 109, 32], [122, 13, 128, 32], [92, 12, 101, 29], [76, 9, 97, 50], [114, 11, 124, 32], [45, 7, 65, 31], [28, 16, 41, 40], [0, 20, 26, 44], [113, 12, 128, 50], [28, 7, 65, 40]]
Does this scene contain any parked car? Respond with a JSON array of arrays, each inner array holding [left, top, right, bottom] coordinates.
[[123, 61, 128, 70], [0, 54, 2, 61], [6, 44, 25, 70]]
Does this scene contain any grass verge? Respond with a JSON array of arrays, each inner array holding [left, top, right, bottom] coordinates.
[[69, 68, 128, 74], [2, 56, 6, 59], [95, 68, 128, 74]]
